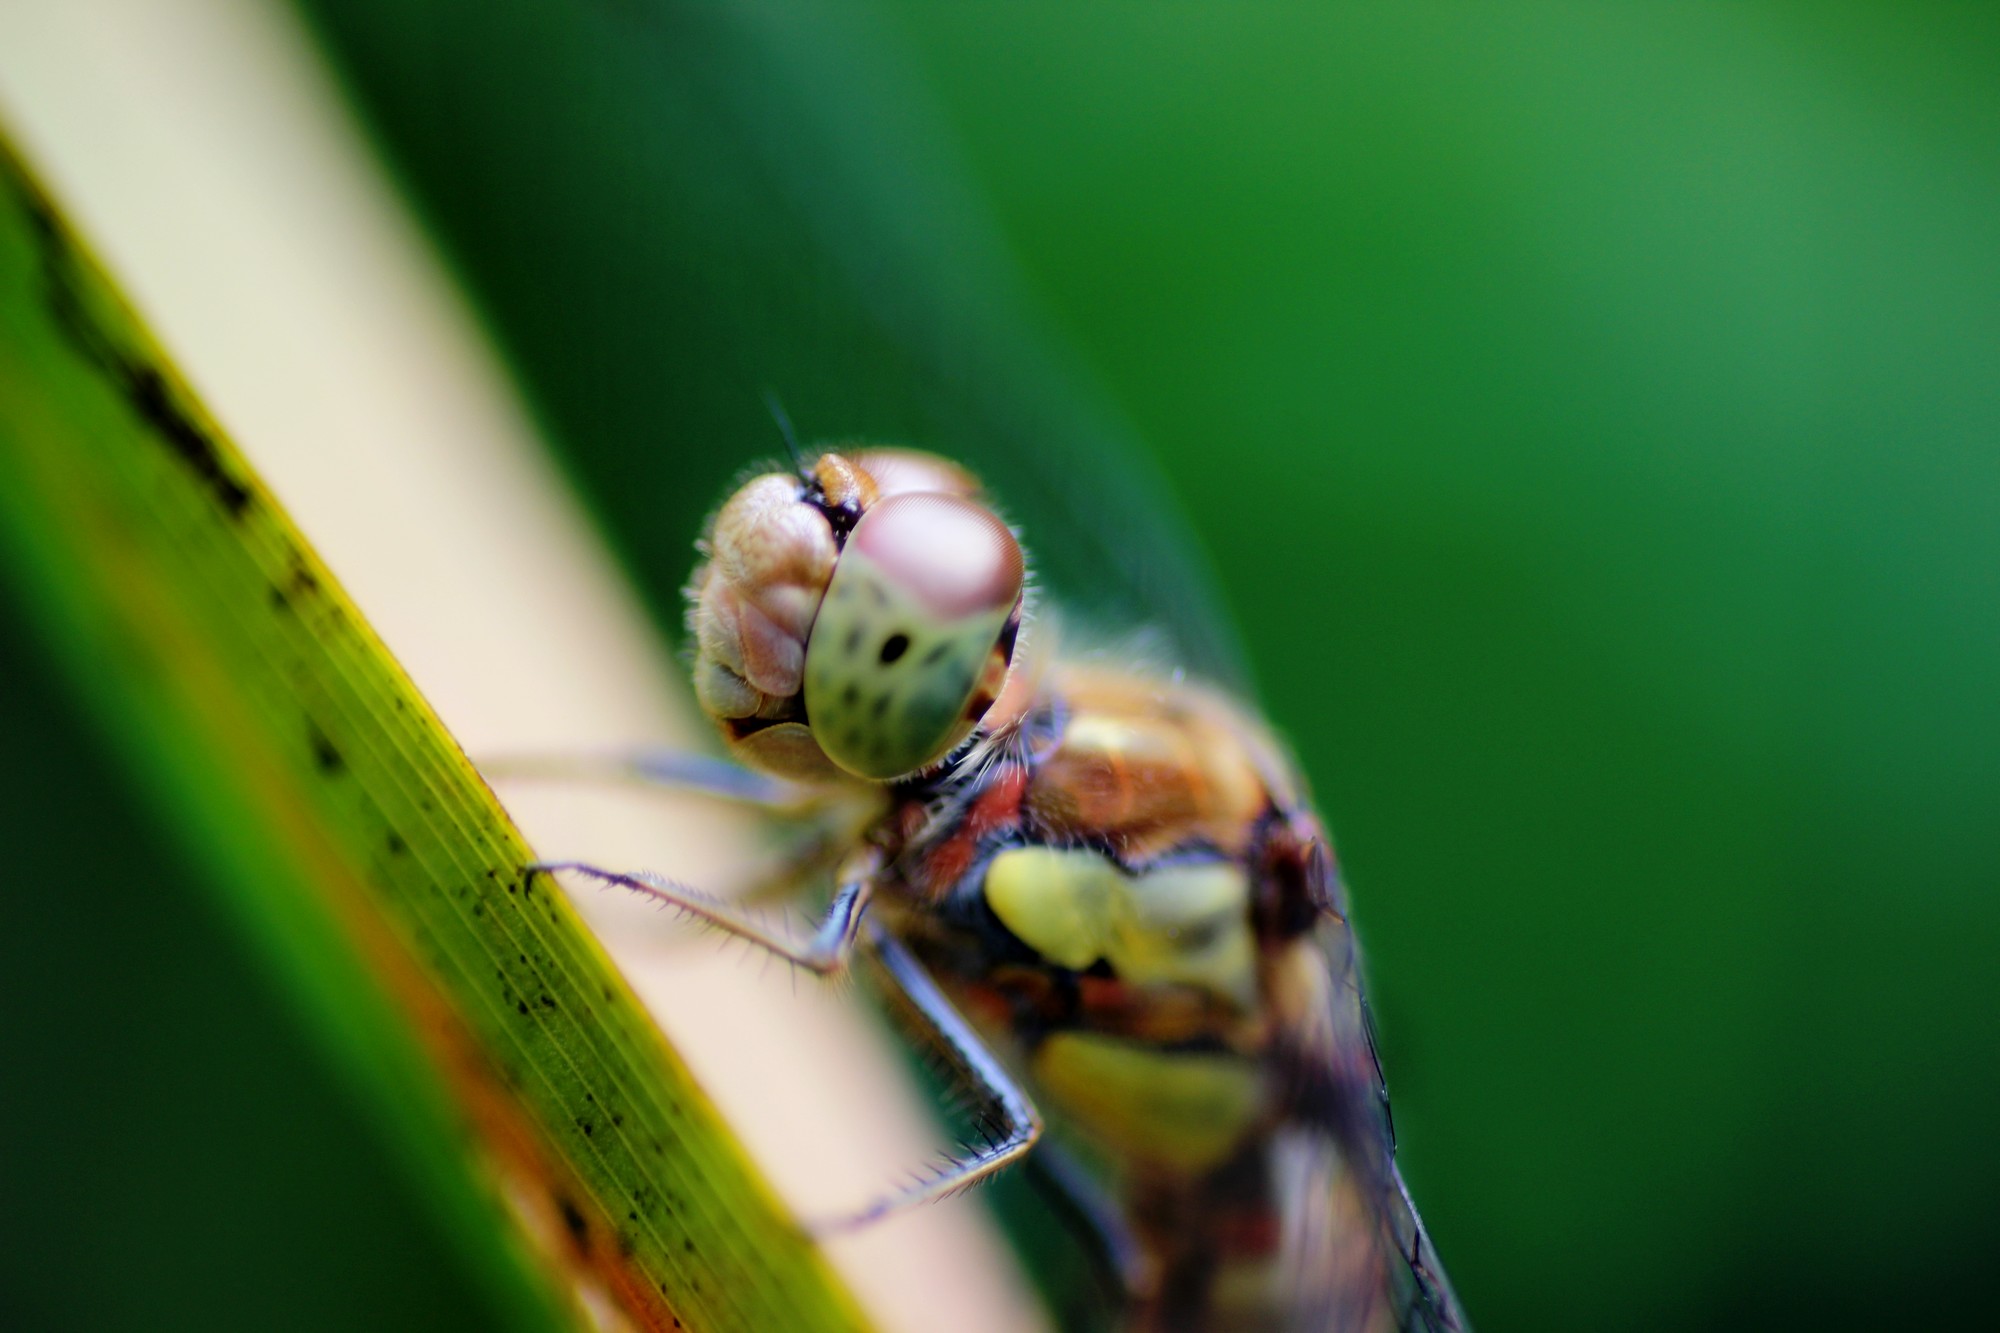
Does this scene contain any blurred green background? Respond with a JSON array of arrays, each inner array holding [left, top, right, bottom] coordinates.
[[5, 2, 1998, 1329]]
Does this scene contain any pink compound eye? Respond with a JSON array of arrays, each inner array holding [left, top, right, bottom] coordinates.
[[851, 449, 983, 501], [802, 492, 1024, 780], [852, 493, 1024, 620]]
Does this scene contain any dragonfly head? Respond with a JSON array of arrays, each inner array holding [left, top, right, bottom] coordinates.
[[802, 465, 1025, 781], [690, 447, 1025, 784]]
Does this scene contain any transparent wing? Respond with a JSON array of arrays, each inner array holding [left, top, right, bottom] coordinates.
[[1274, 909, 1470, 1333]]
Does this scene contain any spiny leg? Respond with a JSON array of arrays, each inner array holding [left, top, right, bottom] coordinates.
[[491, 746, 868, 906], [813, 923, 1042, 1234], [530, 847, 878, 977], [536, 855, 1044, 1234], [483, 746, 815, 813], [1023, 1137, 1154, 1312]]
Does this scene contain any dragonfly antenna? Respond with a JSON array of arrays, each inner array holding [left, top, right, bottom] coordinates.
[[762, 390, 808, 473]]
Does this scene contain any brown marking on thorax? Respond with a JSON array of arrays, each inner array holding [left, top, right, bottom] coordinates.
[[1023, 667, 1278, 862], [1073, 973, 1272, 1050], [892, 666, 1333, 960]]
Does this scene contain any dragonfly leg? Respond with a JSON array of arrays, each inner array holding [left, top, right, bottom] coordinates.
[[483, 746, 814, 813], [530, 847, 877, 976], [812, 924, 1043, 1234], [1024, 1137, 1156, 1310]]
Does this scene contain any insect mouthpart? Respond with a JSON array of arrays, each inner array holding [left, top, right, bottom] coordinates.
[[802, 491, 1024, 781]]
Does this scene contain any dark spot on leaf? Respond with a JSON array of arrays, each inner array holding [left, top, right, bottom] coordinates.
[[119, 367, 253, 519], [307, 723, 344, 775], [385, 831, 407, 856], [19, 182, 256, 521], [880, 632, 910, 664], [517, 1001, 528, 1016], [557, 1196, 589, 1246]]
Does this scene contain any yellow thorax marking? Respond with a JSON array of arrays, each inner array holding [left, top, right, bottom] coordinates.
[[984, 845, 1258, 1011], [1032, 1032, 1262, 1172]]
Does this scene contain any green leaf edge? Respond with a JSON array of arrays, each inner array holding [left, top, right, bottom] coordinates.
[[0, 126, 870, 1333]]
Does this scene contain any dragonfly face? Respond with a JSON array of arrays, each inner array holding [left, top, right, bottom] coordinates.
[[574, 446, 1466, 1330], [688, 450, 1024, 782]]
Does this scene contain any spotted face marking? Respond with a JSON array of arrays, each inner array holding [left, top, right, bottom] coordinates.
[[802, 491, 1023, 780]]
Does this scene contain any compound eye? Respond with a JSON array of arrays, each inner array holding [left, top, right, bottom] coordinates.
[[851, 448, 982, 500], [803, 492, 1024, 780]]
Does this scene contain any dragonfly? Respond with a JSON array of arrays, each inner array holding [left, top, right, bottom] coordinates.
[[529, 437, 1468, 1332]]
